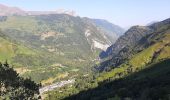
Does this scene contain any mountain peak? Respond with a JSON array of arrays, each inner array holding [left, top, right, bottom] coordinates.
[[0, 4, 26, 16], [0, 4, 77, 16], [27, 9, 76, 16]]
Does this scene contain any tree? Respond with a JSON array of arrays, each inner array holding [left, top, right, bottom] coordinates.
[[0, 61, 41, 99]]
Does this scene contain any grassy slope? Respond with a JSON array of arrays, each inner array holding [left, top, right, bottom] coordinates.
[[0, 36, 36, 64], [0, 15, 99, 84], [0, 16, 39, 34], [0, 32, 75, 83], [0, 15, 102, 61]]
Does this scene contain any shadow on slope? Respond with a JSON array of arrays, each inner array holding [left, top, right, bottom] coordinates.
[[64, 59, 170, 100]]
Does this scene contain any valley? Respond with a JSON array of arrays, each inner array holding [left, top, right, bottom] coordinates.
[[0, 4, 124, 85], [0, 1, 170, 100], [45, 18, 170, 100]]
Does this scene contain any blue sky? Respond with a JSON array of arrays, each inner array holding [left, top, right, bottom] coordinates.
[[0, 0, 170, 28]]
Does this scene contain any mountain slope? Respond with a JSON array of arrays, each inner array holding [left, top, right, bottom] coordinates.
[[100, 25, 152, 59], [91, 19, 125, 43], [0, 4, 75, 16], [44, 17, 170, 100], [0, 30, 71, 83], [0, 4, 26, 16], [98, 18, 170, 71], [0, 5, 124, 84], [65, 59, 170, 100], [0, 15, 110, 58], [56, 18, 170, 100]]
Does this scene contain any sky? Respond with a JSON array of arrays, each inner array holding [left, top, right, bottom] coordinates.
[[0, 0, 170, 28]]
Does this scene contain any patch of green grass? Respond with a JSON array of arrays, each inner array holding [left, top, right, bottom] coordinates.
[[0, 16, 39, 34], [0, 37, 15, 62]]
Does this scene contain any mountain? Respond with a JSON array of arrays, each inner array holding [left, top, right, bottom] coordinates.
[[0, 30, 65, 83], [99, 25, 152, 59], [97, 18, 170, 77], [0, 4, 124, 84], [91, 19, 125, 43], [48, 18, 170, 100], [0, 4, 27, 16], [0, 14, 111, 55], [98, 18, 170, 71], [0, 4, 75, 16], [0, 14, 109, 83], [27, 10, 76, 16]]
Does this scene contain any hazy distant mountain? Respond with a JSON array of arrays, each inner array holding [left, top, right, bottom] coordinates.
[[27, 10, 76, 16], [0, 4, 27, 16], [0, 4, 76, 16], [91, 19, 125, 43]]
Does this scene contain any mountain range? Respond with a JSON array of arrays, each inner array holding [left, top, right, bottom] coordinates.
[[0, 4, 76, 16], [1, 3, 170, 100], [0, 4, 124, 84], [98, 18, 170, 71], [49, 17, 170, 100]]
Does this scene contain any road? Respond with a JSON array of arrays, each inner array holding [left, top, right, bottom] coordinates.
[[39, 79, 75, 94]]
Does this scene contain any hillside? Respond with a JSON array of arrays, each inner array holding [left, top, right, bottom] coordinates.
[[0, 1, 170, 100], [65, 59, 170, 100], [45, 18, 170, 100], [99, 25, 152, 59], [0, 4, 26, 16], [0, 30, 67, 83], [0, 4, 75, 16], [98, 18, 170, 71], [0, 14, 122, 55], [91, 19, 125, 43], [0, 4, 124, 84]]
